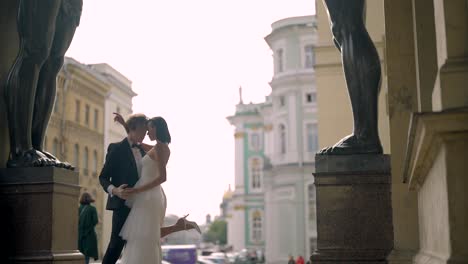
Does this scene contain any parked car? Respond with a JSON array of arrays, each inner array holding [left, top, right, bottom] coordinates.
[[201, 253, 229, 264], [226, 252, 238, 264], [197, 256, 217, 264]]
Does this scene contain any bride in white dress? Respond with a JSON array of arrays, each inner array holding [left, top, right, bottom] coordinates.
[[116, 115, 200, 264]]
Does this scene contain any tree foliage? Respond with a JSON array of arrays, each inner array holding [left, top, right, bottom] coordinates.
[[203, 219, 227, 245]]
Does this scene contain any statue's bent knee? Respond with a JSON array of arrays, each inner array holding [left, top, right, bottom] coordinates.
[[22, 44, 52, 65], [331, 21, 365, 44], [44, 56, 65, 73]]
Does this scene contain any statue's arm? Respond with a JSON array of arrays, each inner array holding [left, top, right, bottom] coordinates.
[[99, 143, 118, 192]]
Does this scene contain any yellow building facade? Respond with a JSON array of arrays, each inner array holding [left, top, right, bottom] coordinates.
[[44, 57, 110, 255]]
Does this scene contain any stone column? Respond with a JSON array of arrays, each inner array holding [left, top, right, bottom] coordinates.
[[384, 1, 421, 262], [310, 155, 393, 263], [404, 110, 468, 264], [0, 168, 84, 263], [412, 0, 438, 112], [431, 0, 468, 111]]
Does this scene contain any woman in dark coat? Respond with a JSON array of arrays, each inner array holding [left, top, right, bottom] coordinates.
[[78, 192, 99, 264]]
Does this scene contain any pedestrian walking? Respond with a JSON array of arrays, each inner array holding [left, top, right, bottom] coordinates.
[[78, 192, 99, 264]]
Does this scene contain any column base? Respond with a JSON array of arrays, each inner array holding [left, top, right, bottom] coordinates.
[[387, 249, 417, 264], [311, 155, 393, 263], [0, 167, 84, 264]]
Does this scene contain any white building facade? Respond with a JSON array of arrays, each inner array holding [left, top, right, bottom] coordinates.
[[227, 102, 267, 253], [88, 63, 137, 254], [226, 15, 318, 264]]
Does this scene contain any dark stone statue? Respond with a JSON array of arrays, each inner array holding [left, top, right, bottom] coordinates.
[[4, 0, 83, 168], [318, 0, 383, 155]]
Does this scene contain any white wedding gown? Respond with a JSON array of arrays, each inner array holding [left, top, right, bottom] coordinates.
[[120, 155, 167, 264]]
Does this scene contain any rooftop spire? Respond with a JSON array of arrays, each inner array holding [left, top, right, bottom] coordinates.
[[238, 86, 244, 104]]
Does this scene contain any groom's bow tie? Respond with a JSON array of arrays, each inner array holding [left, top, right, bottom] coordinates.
[[131, 143, 145, 156]]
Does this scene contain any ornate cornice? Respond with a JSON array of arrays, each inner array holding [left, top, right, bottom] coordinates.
[[404, 108, 468, 190], [64, 120, 104, 144]]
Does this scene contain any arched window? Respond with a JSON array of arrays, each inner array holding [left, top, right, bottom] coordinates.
[[53, 138, 59, 157], [83, 147, 89, 175], [279, 124, 286, 154], [250, 133, 262, 151], [74, 144, 80, 168], [250, 158, 263, 190], [93, 150, 98, 175], [252, 210, 263, 242]]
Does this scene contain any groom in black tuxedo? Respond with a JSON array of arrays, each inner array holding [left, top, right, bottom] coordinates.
[[99, 114, 148, 264]]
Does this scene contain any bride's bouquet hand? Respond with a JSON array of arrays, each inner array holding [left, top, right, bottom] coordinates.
[[176, 214, 202, 234]]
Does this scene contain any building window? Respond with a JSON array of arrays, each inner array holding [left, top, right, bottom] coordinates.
[[306, 123, 318, 153], [279, 96, 286, 107], [93, 150, 98, 175], [92, 189, 98, 201], [83, 147, 89, 175], [75, 100, 81, 122], [54, 93, 60, 113], [85, 104, 90, 125], [276, 48, 284, 73], [305, 45, 314, 68], [250, 157, 262, 190], [250, 133, 262, 151], [308, 183, 317, 251], [279, 124, 287, 154], [251, 210, 263, 242], [52, 138, 59, 158], [74, 144, 80, 169], [305, 93, 316, 103], [94, 109, 99, 130]]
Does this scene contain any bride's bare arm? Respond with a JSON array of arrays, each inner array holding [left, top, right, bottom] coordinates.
[[131, 145, 170, 193], [113, 112, 129, 133], [161, 225, 184, 238], [161, 215, 200, 237]]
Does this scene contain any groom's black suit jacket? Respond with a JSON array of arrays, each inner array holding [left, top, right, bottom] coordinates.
[[99, 138, 145, 210]]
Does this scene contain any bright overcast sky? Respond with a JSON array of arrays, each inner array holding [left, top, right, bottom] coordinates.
[[67, 0, 316, 224]]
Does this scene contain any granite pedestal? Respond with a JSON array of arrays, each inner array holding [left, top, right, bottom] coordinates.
[[0, 167, 84, 263], [311, 155, 393, 263]]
